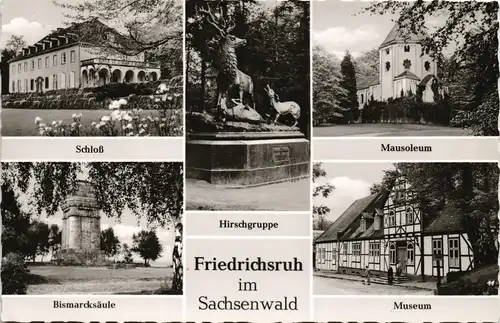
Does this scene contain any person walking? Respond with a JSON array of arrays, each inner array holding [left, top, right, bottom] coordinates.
[[387, 266, 394, 285], [364, 266, 371, 285]]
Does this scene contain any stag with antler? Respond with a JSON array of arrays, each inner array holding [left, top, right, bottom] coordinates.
[[200, 5, 256, 116]]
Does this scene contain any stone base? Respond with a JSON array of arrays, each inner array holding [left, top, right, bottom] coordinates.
[[186, 131, 310, 187], [58, 248, 108, 266]]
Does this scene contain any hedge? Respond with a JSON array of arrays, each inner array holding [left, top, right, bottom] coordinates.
[[2, 78, 182, 110], [360, 96, 453, 126]]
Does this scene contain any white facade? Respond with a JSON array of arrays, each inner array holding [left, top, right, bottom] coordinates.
[[315, 178, 474, 279]]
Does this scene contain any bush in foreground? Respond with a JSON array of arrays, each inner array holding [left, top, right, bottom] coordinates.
[[1, 253, 30, 294]]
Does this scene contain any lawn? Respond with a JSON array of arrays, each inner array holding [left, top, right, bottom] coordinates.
[[313, 123, 471, 137], [26, 265, 173, 295], [186, 178, 310, 211], [1, 109, 161, 136]]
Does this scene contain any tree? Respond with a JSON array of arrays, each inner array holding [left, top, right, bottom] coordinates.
[[122, 243, 133, 264], [354, 48, 379, 81], [313, 163, 335, 216], [131, 230, 163, 266], [339, 51, 359, 122], [1, 183, 31, 257], [313, 215, 333, 231], [2, 162, 183, 293], [313, 45, 348, 125], [100, 227, 121, 260], [26, 220, 50, 262], [48, 224, 62, 260], [1, 35, 27, 94], [54, 0, 183, 77], [364, 1, 498, 135]]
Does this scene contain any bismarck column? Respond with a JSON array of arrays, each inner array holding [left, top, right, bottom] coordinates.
[[59, 180, 107, 266]]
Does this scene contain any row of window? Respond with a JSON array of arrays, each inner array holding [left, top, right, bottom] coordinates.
[[317, 237, 461, 269], [384, 60, 432, 72], [12, 50, 76, 74], [386, 207, 415, 227], [12, 72, 76, 93], [385, 46, 431, 55]]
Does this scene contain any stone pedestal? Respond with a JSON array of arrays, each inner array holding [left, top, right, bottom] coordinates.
[[59, 180, 107, 266], [186, 131, 310, 187]]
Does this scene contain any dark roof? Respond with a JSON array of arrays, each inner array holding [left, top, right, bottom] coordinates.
[[394, 70, 420, 81], [315, 192, 385, 243], [357, 76, 380, 90], [419, 74, 447, 86], [425, 203, 465, 233], [313, 230, 325, 242], [9, 18, 137, 63], [380, 23, 429, 48]]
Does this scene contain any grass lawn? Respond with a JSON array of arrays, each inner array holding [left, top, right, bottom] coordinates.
[[1, 109, 161, 136], [313, 123, 471, 137], [26, 265, 173, 295], [186, 178, 310, 211]]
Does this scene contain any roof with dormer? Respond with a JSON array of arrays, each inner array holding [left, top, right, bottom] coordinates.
[[380, 23, 429, 49], [315, 190, 388, 243], [9, 17, 137, 63]]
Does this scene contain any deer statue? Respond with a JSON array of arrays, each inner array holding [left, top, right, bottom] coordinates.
[[264, 84, 301, 127], [199, 6, 256, 116]]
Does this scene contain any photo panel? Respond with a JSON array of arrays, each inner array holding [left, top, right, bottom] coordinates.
[[312, 1, 499, 138], [184, 0, 311, 211], [313, 161, 498, 297], [1, 0, 183, 138], [1, 162, 184, 321]]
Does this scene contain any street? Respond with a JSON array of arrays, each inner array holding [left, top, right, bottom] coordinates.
[[313, 275, 433, 295]]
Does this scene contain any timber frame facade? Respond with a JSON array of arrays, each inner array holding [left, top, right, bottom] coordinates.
[[314, 176, 474, 280]]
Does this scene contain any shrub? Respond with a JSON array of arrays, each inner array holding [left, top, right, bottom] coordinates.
[[1, 253, 30, 295]]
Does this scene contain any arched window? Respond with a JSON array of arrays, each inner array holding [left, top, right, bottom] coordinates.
[[424, 61, 431, 71], [404, 45, 410, 52], [406, 207, 414, 224], [385, 61, 391, 71], [389, 243, 396, 265], [361, 93, 364, 104], [425, 47, 430, 54], [407, 243, 414, 265], [45, 77, 49, 89], [388, 211, 396, 226], [385, 48, 390, 55]]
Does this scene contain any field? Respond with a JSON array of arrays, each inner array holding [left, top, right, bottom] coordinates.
[[1, 109, 161, 136], [26, 265, 173, 295]]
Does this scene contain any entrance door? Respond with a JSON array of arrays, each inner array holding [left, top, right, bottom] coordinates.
[[397, 246, 407, 274]]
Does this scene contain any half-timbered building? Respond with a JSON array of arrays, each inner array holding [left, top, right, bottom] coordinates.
[[314, 176, 474, 280]]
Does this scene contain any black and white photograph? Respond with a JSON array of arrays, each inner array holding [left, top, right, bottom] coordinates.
[[185, 0, 311, 210], [313, 162, 499, 295], [1, 0, 183, 137], [1, 162, 183, 295], [312, 1, 498, 137]]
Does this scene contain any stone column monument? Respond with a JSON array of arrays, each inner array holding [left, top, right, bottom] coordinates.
[[58, 180, 107, 266]]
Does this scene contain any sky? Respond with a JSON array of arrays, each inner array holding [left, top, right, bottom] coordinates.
[[313, 162, 395, 223], [312, 1, 449, 59], [14, 164, 175, 267], [1, 0, 68, 48]]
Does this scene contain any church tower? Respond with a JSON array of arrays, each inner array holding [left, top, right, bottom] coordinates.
[[378, 23, 437, 99]]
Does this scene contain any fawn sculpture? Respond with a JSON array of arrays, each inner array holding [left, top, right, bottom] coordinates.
[[200, 6, 256, 116], [264, 84, 301, 127]]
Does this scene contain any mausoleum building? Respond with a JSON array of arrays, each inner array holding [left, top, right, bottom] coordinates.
[[8, 17, 160, 93], [357, 23, 446, 108]]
